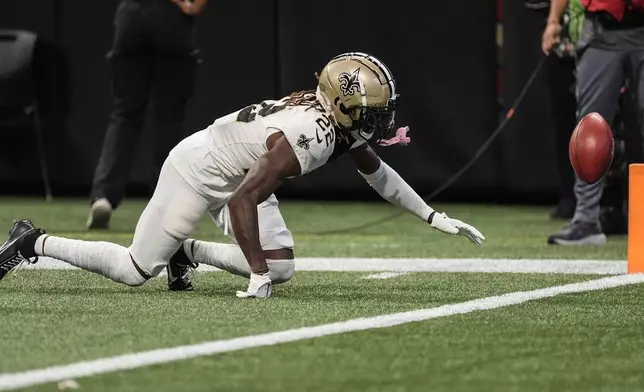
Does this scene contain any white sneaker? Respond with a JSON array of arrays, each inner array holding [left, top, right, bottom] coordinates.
[[87, 198, 113, 230], [236, 272, 272, 298]]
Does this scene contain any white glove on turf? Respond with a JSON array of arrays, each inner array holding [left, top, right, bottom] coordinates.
[[429, 211, 486, 245], [236, 272, 272, 299]]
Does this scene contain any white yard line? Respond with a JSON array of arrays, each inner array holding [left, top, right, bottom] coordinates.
[[27, 257, 627, 275], [1, 274, 642, 391], [362, 272, 410, 279]]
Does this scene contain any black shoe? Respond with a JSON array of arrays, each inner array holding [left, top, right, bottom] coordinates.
[[547, 222, 607, 245], [87, 198, 112, 230], [0, 220, 46, 280], [167, 243, 198, 291]]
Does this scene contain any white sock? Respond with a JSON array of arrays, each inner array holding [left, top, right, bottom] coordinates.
[[185, 241, 250, 277], [35, 235, 147, 286], [184, 240, 294, 283]]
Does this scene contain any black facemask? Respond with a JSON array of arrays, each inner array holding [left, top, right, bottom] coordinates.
[[351, 96, 399, 143]]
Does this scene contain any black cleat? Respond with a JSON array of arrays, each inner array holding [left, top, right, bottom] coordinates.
[[0, 220, 46, 280], [547, 222, 607, 245], [167, 243, 198, 291]]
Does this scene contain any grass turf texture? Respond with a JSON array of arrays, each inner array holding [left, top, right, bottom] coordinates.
[[0, 271, 599, 373], [0, 198, 627, 260], [39, 283, 641, 392], [0, 198, 635, 391]]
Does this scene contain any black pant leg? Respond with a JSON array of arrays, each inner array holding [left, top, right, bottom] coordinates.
[[148, 3, 198, 187], [90, 1, 152, 208], [149, 52, 197, 186]]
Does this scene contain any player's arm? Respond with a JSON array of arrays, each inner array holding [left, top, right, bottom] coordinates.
[[171, 0, 208, 16], [227, 132, 301, 275], [348, 143, 485, 245], [547, 0, 569, 24], [542, 0, 569, 54], [349, 143, 433, 221]]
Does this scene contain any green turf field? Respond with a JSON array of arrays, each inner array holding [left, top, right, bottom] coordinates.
[[0, 197, 627, 259], [0, 198, 638, 392]]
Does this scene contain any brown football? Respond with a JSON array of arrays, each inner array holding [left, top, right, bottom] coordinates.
[[569, 112, 615, 184]]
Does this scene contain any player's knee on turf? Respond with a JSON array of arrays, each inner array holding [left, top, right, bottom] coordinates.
[[267, 258, 295, 284], [121, 274, 147, 287], [260, 217, 295, 284], [109, 249, 149, 287], [264, 243, 295, 284]]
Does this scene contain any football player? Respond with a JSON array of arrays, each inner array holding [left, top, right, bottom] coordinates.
[[0, 52, 485, 298]]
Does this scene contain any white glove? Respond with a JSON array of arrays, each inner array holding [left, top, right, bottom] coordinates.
[[236, 272, 272, 299], [429, 212, 485, 245]]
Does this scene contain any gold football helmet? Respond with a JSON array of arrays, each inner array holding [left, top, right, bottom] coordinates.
[[316, 52, 399, 142]]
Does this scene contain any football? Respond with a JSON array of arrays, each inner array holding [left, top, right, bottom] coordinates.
[[569, 112, 615, 184]]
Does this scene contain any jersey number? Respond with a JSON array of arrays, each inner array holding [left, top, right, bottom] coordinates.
[[315, 114, 334, 147], [236, 101, 286, 123]]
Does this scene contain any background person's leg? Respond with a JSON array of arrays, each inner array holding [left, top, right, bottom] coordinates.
[[89, 1, 152, 229], [548, 46, 625, 245]]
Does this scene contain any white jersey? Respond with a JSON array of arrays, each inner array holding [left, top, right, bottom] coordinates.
[[168, 95, 365, 198]]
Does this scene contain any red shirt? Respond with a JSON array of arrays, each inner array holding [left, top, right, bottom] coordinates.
[[581, 0, 644, 21]]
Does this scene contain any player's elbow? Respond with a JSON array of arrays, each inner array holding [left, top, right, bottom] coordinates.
[[227, 193, 253, 212]]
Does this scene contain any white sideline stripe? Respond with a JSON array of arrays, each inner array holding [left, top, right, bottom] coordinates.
[[0, 274, 642, 391], [27, 257, 627, 275], [362, 272, 410, 279]]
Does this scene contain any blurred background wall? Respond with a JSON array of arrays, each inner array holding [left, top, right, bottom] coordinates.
[[0, 0, 559, 203]]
